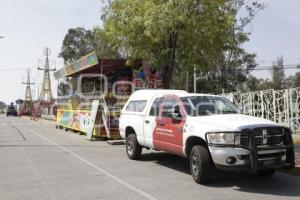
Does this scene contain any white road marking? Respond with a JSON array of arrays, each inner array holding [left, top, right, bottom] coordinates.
[[29, 129, 157, 200]]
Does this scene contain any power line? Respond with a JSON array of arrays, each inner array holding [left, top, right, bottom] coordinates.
[[252, 65, 300, 71], [0, 67, 27, 71]]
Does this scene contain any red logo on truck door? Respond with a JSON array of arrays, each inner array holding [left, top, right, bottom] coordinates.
[[153, 95, 186, 156]]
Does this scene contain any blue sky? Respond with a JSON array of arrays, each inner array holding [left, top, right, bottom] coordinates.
[[0, 0, 102, 104], [0, 0, 299, 104], [245, 0, 300, 78]]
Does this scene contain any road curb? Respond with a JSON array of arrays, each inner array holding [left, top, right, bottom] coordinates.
[[294, 139, 300, 145], [107, 140, 125, 145], [281, 165, 300, 176], [20, 116, 31, 120], [292, 134, 300, 144]]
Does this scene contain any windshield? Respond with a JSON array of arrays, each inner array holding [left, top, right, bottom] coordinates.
[[181, 96, 240, 116], [7, 107, 15, 111]]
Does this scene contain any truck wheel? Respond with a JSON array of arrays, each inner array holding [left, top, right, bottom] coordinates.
[[190, 145, 212, 184], [126, 134, 142, 160], [257, 169, 276, 177]]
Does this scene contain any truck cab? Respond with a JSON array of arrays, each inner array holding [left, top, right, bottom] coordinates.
[[119, 90, 295, 184]]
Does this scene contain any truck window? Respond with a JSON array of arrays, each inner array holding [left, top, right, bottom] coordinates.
[[181, 96, 239, 116], [149, 97, 163, 116], [181, 97, 193, 115], [161, 97, 179, 118], [125, 100, 147, 112]]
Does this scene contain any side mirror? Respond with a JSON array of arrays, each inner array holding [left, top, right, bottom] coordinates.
[[171, 105, 182, 120]]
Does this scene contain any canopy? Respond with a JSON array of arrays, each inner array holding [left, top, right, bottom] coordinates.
[[54, 52, 128, 79]]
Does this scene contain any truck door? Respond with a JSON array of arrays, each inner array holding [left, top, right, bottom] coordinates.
[[143, 97, 164, 148], [153, 95, 186, 156]]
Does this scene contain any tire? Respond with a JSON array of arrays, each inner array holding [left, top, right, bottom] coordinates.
[[126, 134, 142, 160], [190, 145, 212, 184], [257, 169, 276, 177]]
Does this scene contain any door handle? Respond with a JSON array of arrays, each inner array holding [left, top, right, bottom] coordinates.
[[159, 121, 166, 126], [145, 120, 150, 124]]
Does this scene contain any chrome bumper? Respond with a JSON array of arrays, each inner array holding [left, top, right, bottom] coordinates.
[[209, 147, 287, 170], [206, 128, 295, 173]]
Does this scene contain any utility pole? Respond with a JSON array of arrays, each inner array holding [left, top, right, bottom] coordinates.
[[193, 66, 196, 93], [185, 71, 189, 91], [193, 66, 205, 93]]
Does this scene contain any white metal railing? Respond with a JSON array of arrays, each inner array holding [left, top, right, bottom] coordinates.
[[222, 88, 300, 133]]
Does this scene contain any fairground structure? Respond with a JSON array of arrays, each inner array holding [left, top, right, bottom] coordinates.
[[54, 51, 163, 140], [31, 47, 56, 120]]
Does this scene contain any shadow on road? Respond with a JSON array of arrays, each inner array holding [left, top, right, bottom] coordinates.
[[139, 151, 300, 197]]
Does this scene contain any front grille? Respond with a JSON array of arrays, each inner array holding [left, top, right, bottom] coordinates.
[[239, 132, 250, 146], [253, 127, 284, 147]]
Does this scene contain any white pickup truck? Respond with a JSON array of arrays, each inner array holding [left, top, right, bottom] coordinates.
[[119, 89, 295, 184]]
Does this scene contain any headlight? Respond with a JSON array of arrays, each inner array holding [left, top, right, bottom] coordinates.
[[207, 132, 235, 145]]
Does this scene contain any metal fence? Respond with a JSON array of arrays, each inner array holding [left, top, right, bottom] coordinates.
[[222, 88, 300, 133]]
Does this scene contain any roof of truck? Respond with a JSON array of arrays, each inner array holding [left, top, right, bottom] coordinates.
[[129, 89, 188, 101], [187, 93, 221, 97], [128, 90, 223, 101]]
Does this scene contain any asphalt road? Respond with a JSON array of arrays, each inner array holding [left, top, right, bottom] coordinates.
[[1, 115, 300, 200]]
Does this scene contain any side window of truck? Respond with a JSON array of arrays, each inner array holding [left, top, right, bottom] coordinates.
[[125, 100, 147, 112], [161, 97, 178, 118], [149, 97, 164, 116]]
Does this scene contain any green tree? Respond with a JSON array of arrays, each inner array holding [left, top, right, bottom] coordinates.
[[59, 27, 97, 64], [180, 1, 262, 93], [59, 27, 120, 64], [285, 71, 300, 88], [244, 75, 274, 91], [103, 0, 263, 90], [284, 75, 295, 88], [292, 72, 300, 87], [94, 27, 121, 58], [271, 56, 285, 90]]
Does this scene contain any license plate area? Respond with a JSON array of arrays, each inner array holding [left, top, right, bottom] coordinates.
[[260, 158, 282, 168]]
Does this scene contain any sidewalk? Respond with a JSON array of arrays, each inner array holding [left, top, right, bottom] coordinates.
[[288, 134, 300, 176], [41, 114, 56, 121], [293, 134, 300, 145], [292, 135, 300, 165]]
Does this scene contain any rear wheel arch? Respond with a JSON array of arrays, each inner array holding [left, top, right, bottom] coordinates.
[[125, 126, 136, 139], [185, 136, 209, 158]]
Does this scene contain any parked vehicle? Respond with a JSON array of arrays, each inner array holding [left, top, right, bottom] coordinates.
[[6, 105, 17, 116], [119, 90, 295, 184]]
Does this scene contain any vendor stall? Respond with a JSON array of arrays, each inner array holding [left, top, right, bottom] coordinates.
[[54, 52, 163, 140]]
